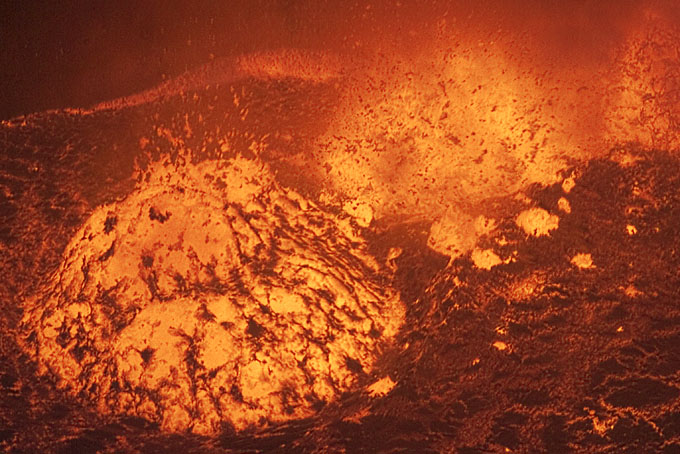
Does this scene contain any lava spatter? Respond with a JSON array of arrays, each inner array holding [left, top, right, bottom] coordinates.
[[19, 154, 404, 435]]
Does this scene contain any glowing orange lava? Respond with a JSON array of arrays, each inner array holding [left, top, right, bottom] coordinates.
[[14, 0, 680, 440], [20, 155, 403, 434]]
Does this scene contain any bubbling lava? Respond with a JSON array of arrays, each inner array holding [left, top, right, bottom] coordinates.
[[16, 1, 680, 436], [306, 7, 680, 260], [20, 155, 403, 434]]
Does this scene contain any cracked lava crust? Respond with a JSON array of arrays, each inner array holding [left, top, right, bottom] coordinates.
[[19, 156, 404, 434]]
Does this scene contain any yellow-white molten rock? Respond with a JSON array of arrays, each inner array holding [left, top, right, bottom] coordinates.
[[20, 156, 403, 434]]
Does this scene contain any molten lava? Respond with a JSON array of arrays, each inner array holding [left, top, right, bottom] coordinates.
[[2, 1, 680, 453], [20, 155, 403, 434]]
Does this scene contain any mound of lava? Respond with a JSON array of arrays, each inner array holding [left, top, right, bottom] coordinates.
[[19, 155, 403, 434]]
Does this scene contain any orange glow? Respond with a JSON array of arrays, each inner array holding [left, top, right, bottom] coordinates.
[[283, 1, 680, 262], [20, 155, 403, 434], [12, 0, 680, 443], [606, 6, 680, 150]]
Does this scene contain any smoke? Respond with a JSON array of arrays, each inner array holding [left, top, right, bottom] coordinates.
[[75, 1, 678, 258], [20, 0, 676, 259], [276, 0, 680, 257], [87, 0, 672, 260]]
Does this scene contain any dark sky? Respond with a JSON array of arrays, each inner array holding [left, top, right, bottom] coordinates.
[[0, 0, 665, 121], [0, 1, 363, 120]]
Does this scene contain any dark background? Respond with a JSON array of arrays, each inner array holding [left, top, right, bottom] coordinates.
[[0, 0, 365, 120], [0, 0, 665, 121]]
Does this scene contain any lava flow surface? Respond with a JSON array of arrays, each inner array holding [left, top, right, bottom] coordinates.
[[3, 2, 680, 453]]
